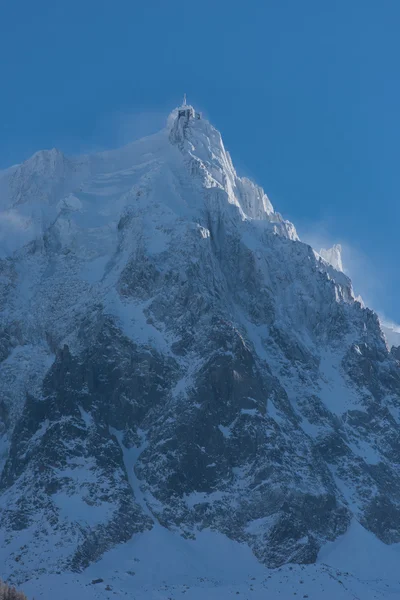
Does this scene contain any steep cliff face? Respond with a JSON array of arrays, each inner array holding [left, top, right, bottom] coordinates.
[[0, 105, 400, 583]]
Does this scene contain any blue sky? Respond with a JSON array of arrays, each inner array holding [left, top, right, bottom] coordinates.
[[1, 0, 399, 323]]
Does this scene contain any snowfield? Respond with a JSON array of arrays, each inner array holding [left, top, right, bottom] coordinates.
[[21, 524, 400, 599]]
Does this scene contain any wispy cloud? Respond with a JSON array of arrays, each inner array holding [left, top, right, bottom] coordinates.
[[103, 110, 168, 148]]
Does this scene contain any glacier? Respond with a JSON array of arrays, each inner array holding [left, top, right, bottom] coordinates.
[[0, 103, 400, 598]]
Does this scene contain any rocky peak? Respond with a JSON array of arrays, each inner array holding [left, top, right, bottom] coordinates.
[[319, 244, 343, 272]]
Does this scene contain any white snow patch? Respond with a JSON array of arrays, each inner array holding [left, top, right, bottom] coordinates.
[[78, 406, 93, 428], [318, 350, 361, 415], [184, 490, 225, 508], [347, 438, 381, 465], [266, 399, 284, 424], [218, 424, 232, 438], [110, 427, 154, 520], [241, 408, 258, 416]]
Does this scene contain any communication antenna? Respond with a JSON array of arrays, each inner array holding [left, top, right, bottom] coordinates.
[[183, 93, 187, 106]]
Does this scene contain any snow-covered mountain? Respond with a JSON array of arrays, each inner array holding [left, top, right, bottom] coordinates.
[[1, 103, 400, 597]]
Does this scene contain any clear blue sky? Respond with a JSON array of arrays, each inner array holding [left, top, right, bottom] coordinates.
[[1, 0, 399, 322]]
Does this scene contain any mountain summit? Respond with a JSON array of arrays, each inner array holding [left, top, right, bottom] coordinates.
[[1, 104, 400, 593]]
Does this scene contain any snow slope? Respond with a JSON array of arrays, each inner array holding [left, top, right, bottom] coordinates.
[[21, 525, 400, 600]]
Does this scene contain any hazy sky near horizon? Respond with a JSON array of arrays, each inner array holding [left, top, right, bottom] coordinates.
[[1, 0, 399, 323]]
